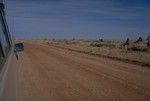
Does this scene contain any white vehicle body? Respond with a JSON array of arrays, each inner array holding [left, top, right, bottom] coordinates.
[[0, 0, 24, 101]]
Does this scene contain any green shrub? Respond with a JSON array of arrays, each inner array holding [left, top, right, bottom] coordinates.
[[90, 43, 103, 47], [128, 45, 146, 51], [90, 43, 116, 48]]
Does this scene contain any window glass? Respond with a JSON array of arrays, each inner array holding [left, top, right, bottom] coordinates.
[[0, 43, 3, 57], [0, 44, 3, 65], [1, 11, 12, 46], [0, 11, 10, 56]]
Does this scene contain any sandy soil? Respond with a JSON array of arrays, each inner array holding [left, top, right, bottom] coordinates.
[[18, 41, 150, 101]]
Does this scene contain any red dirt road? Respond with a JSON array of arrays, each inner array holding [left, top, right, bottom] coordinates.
[[18, 42, 150, 101]]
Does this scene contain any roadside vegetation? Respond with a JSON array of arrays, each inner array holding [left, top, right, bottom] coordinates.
[[32, 38, 150, 66], [45, 39, 147, 52]]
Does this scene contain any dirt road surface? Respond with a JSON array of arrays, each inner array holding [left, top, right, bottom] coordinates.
[[18, 41, 150, 101]]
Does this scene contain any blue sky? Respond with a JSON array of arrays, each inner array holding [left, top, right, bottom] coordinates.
[[4, 0, 150, 40]]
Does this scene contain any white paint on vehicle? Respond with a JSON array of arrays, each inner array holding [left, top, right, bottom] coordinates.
[[0, 49, 13, 98]]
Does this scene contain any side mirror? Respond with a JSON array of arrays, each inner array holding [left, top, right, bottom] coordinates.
[[14, 43, 24, 52]]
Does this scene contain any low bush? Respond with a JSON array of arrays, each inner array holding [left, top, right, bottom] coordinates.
[[90, 43, 103, 47], [90, 43, 116, 48], [128, 45, 146, 51]]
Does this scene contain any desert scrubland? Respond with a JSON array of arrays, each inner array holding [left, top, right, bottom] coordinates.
[[17, 40, 150, 101], [34, 39, 150, 66]]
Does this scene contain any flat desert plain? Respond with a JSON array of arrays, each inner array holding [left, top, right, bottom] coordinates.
[[18, 40, 150, 101]]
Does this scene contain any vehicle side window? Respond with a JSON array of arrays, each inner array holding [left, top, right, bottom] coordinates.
[[0, 44, 4, 66], [0, 11, 10, 57], [0, 8, 11, 71], [0, 10, 12, 46], [0, 19, 5, 70]]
